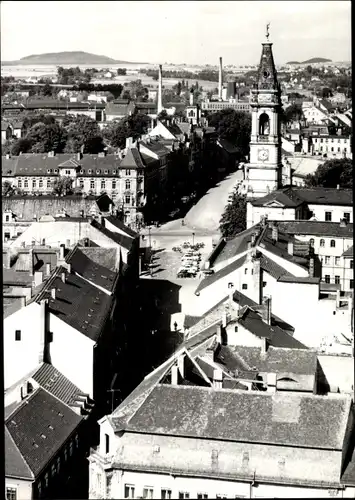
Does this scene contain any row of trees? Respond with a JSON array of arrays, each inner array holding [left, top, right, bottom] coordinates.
[[3, 112, 152, 155]]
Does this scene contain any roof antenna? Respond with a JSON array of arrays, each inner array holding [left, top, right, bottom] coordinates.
[[266, 22, 270, 42]]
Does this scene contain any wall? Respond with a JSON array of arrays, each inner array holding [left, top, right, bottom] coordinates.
[[49, 313, 95, 397], [226, 322, 264, 348], [308, 204, 353, 224], [4, 302, 43, 389], [5, 478, 33, 500], [258, 247, 309, 277], [247, 205, 297, 228]]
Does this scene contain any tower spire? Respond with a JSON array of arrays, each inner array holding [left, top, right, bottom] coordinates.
[[265, 22, 270, 42]]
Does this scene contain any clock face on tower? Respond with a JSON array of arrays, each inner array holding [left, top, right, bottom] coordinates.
[[258, 149, 269, 161]]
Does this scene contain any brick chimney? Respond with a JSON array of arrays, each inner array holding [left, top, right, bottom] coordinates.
[[28, 249, 34, 276], [261, 296, 272, 325], [309, 257, 315, 277], [287, 241, 294, 256], [218, 57, 223, 100], [190, 89, 194, 106], [171, 365, 178, 385], [34, 271, 43, 288], [61, 272, 66, 283], [271, 223, 278, 243], [51, 288, 56, 300], [266, 372, 277, 393], [46, 263, 51, 276], [4, 249, 11, 269], [157, 64, 163, 114], [59, 244, 65, 261], [216, 324, 222, 345], [39, 299, 48, 364]]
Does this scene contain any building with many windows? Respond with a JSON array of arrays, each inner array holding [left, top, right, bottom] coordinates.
[[309, 134, 351, 158]]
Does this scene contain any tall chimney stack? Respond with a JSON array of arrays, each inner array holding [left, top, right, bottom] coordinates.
[[218, 57, 223, 101], [157, 64, 163, 114]]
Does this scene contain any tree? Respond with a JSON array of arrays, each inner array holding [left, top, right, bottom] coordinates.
[[280, 103, 303, 124], [219, 189, 247, 238], [157, 110, 168, 122], [117, 68, 127, 76], [2, 181, 15, 196], [62, 115, 104, 154], [305, 158, 352, 188], [41, 82, 53, 97], [321, 87, 333, 98], [103, 113, 150, 149], [208, 109, 251, 157], [25, 122, 66, 153], [10, 138, 33, 155], [52, 176, 74, 195]]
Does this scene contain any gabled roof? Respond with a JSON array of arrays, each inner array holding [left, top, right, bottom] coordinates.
[[66, 246, 118, 293], [125, 384, 351, 450], [120, 148, 144, 169], [79, 247, 118, 271], [5, 387, 82, 479], [141, 140, 170, 157], [251, 188, 305, 208], [195, 254, 248, 294], [277, 221, 353, 238], [35, 267, 113, 342], [294, 187, 353, 207], [105, 216, 138, 238], [3, 268, 34, 285], [342, 245, 353, 258], [90, 219, 134, 251]]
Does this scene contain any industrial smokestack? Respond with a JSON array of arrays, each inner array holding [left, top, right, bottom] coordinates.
[[218, 57, 223, 100], [157, 64, 163, 114]]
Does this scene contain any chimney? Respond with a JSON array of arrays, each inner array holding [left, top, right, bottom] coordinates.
[[157, 64, 163, 114], [6, 153, 10, 160], [216, 325, 222, 345], [287, 241, 294, 256], [337, 184, 340, 190], [261, 337, 268, 354], [46, 263, 51, 276], [190, 89, 194, 106], [61, 272, 66, 283], [171, 365, 179, 385], [28, 249, 34, 276], [262, 296, 272, 325], [34, 271, 43, 287], [309, 257, 315, 277], [250, 232, 258, 246], [213, 368, 223, 389], [66, 263, 71, 274], [177, 353, 185, 378], [218, 57, 223, 100], [51, 288, 56, 300], [125, 137, 133, 150], [59, 244, 65, 260], [39, 299, 48, 364], [271, 223, 278, 243], [266, 372, 277, 393], [48, 151, 55, 158], [21, 296, 27, 308], [221, 310, 227, 328], [340, 218, 347, 227], [66, 239, 70, 248], [77, 152, 82, 161]]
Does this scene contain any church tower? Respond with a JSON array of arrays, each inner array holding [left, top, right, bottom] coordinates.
[[247, 26, 282, 198]]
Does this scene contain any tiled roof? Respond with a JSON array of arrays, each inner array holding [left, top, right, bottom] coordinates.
[[90, 219, 134, 251], [341, 441, 355, 486], [195, 255, 248, 294], [318, 99, 334, 112], [105, 102, 136, 116], [163, 122, 185, 138], [342, 245, 353, 258], [218, 138, 239, 154], [2, 100, 105, 110], [5, 387, 82, 478], [36, 267, 113, 342], [79, 247, 118, 271], [259, 254, 292, 280], [66, 246, 117, 293], [2, 195, 111, 221], [32, 363, 87, 406], [33, 250, 58, 273], [120, 148, 144, 169], [259, 228, 309, 269], [251, 188, 305, 208], [278, 275, 320, 284], [5, 426, 34, 479], [2, 121, 12, 131], [141, 140, 170, 157], [3, 268, 33, 285], [211, 226, 257, 267], [294, 187, 353, 206], [238, 307, 306, 349], [277, 220, 354, 238], [126, 384, 351, 450], [105, 216, 137, 238], [176, 122, 191, 135]]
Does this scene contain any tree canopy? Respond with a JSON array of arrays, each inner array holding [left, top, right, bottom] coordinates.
[[208, 109, 251, 157], [52, 176, 74, 196], [219, 189, 247, 238], [103, 113, 150, 149], [62, 115, 105, 154], [305, 158, 352, 188]]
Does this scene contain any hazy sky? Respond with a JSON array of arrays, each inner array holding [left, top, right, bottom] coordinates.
[[1, 1, 351, 65]]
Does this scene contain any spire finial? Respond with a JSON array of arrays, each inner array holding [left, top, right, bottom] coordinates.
[[266, 22, 270, 42]]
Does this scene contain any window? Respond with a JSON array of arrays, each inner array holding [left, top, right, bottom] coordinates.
[[18, 179, 22, 188], [75, 434, 79, 448], [51, 463, 56, 476], [325, 256, 331, 264], [350, 260, 354, 269], [335, 276, 340, 284], [309, 238, 315, 246], [47, 179, 51, 188], [90, 180, 95, 189], [64, 446, 68, 461], [37, 481, 42, 497], [125, 169, 131, 176], [32, 179, 36, 188], [179, 493, 190, 499], [124, 485, 135, 498], [105, 433, 110, 454], [263, 281, 267, 287], [344, 212, 350, 222], [125, 195, 131, 205], [331, 147, 334, 152], [335, 257, 340, 265], [338, 147, 341, 152], [330, 239, 336, 247], [56, 456, 61, 472], [161, 489, 172, 500], [143, 487, 154, 499], [125, 180, 131, 190], [244, 268, 248, 274], [112, 180, 116, 189], [242, 283, 248, 290], [5, 214, 10, 222], [320, 239, 325, 247], [45, 473, 49, 487], [65, 169, 71, 175], [325, 275, 331, 283], [6, 488, 17, 500], [216, 496, 228, 499], [24, 179, 28, 188], [101, 180, 106, 189], [350, 279, 354, 289], [325, 211, 332, 221], [79, 178, 84, 188], [69, 440, 73, 456], [197, 494, 208, 499], [15, 330, 21, 341]]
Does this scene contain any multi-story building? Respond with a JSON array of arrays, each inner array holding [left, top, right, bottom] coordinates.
[[2, 101, 106, 121], [87, 296, 355, 499], [309, 134, 352, 158], [201, 99, 251, 113]]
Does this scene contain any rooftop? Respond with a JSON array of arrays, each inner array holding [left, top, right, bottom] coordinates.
[[277, 220, 353, 238], [251, 187, 353, 208]]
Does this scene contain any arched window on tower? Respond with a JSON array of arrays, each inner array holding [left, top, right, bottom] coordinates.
[[259, 113, 270, 136]]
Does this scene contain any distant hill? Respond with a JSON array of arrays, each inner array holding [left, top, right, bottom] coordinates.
[[2, 51, 148, 65], [286, 57, 332, 65]]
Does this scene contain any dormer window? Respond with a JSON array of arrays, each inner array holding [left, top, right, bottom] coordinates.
[[54, 169, 58, 173], [80, 169, 84, 174], [47, 169, 52, 174], [88, 169, 92, 174], [96, 170, 101, 174], [104, 169, 108, 174], [112, 170, 116, 175]]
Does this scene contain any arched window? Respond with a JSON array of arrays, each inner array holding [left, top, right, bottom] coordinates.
[[259, 113, 270, 136], [310, 238, 315, 247], [320, 239, 325, 247], [330, 239, 336, 248]]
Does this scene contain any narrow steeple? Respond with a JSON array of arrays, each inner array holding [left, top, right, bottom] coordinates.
[[257, 23, 279, 91]]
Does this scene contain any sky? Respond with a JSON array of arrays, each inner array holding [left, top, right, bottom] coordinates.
[[1, 1, 351, 65]]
